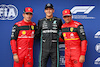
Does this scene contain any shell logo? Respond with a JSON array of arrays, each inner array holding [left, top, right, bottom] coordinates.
[[22, 31, 26, 35], [70, 27, 74, 32]]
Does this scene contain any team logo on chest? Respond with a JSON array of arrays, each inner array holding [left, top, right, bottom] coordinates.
[[31, 25, 34, 30], [53, 20, 57, 24], [70, 33, 75, 38], [53, 20, 57, 29], [70, 27, 74, 32]]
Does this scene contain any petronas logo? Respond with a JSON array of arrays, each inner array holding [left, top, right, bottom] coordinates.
[[53, 20, 56, 24]]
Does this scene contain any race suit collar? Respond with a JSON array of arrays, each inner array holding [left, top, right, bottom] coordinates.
[[44, 17, 55, 21]]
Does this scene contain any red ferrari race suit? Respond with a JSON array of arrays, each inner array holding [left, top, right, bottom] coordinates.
[[10, 20, 36, 67], [61, 20, 87, 67]]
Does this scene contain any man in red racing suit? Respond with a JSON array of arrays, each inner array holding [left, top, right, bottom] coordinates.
[[61, 9, 87, 67], [10, 7, 36, 67]]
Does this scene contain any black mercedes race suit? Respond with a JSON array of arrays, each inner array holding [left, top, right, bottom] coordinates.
[[35, 17, 63, 67]]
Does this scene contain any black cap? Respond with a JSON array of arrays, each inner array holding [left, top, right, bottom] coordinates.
[[45, 3, 54, 9]]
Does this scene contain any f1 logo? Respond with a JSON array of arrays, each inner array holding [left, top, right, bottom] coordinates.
[[71, 6, 95, 14]]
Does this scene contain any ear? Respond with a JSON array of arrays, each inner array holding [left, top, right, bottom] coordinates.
[[44, 10, 46, 13], [63, 17, 64, 20], [71, 16, 72, 18], [53, 9, 55, 13], [31, 14, 33, 17], [70, 16, 72, 20], [23, 13, 24, 17]]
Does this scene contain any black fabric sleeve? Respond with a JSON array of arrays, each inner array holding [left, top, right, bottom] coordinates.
[[34, 24, 37, 36], [77, 25, 87, 41], [34, 24, 37, 32], [59, 19, 63, 39], [61, 28, 64, 40], [59, 19, 63, 30], [61, 32, 64, 40], [34, 20, 42, 39], [11, 25, 19, 40]]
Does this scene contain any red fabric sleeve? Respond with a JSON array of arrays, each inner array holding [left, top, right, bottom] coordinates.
[[59, 37, 64, 42], [81, 40, 87, 55], [10, 40, 17, 54]]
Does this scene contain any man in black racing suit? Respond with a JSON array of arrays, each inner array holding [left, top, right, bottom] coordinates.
[[35, 3, 63, 67]]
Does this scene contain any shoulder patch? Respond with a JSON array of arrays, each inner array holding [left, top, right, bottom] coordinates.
[[53, 17, 61, 20], [32, 22, 36, 25], [15, 21, 22, 26], [74, 21, 82, 27], [61, 23, 66, 28], [39, 18, 45, 21], [57, 18, 61, 20]]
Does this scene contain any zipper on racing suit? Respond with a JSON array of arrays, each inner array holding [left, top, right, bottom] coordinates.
[[28, 25, 31, 59]]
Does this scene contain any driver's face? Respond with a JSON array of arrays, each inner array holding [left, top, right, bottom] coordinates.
[[44, 8, 54, 17], [23, 13, 33, 21], [63, 16, 72, 23]]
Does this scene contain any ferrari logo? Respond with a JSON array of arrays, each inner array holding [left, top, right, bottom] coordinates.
[[22, 31, 26, 35], [63, 33, 66, 37], [65, 11, 67, 13], [31, 26, 34, 30], [70, 27, 74, 32], [28, 8, 30, 11]]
